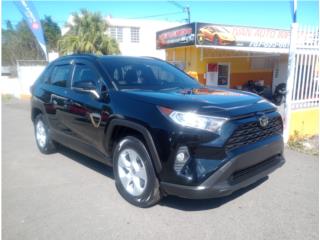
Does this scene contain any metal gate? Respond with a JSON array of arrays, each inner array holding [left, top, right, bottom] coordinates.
[[284, 24, 319, 140], [291, 25, 319, 109]]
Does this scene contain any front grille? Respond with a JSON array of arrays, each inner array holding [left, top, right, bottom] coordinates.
[[225, 116, 283, 151]]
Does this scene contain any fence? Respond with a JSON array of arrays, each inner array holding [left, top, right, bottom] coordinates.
[[289, 25, 319, 109], [16, 60, 48, 97], [284, 24, 319, 140]]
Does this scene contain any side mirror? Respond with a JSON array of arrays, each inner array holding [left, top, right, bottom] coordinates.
[[73, 80, 100, 98], [100, 84, 110, 99]]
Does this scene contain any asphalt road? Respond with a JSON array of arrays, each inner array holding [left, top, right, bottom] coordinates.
[[2, 99, 319, 240]]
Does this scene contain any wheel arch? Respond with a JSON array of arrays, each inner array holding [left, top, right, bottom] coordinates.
[[31, 107, 43, 122], [105, 119, 162, 173]]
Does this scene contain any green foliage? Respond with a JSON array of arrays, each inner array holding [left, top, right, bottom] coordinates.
[[2, 20, 45, 66], [41, 16, 61, 52], [58, 9, 120, 55], [1, 94, 15, 102], [288, 131, 319, 156], [2, 17, 61, 66]]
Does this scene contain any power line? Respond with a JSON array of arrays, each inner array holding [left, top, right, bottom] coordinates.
[[128, 11, 183, 20], [168, 1, 190, 23]]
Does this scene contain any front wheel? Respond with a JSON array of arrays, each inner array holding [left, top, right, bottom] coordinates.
[[113, 136, 161, 207]]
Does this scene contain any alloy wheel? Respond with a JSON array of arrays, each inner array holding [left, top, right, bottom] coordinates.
[[117, 148, 148, 196], [36, 120, 47, 148]]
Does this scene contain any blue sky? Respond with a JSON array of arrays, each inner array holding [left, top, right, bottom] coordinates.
[[2, 1, 319, 30]]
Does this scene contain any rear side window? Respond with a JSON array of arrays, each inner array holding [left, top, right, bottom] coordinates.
[[37, 65, 52, 84], [50, 65, 72, 87]]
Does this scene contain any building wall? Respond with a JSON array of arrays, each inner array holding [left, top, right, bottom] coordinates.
[[289, 108, 319, 137], [106, 17, 180, 59], [62, 16, 180, 59], [166, 46, 288, 89]]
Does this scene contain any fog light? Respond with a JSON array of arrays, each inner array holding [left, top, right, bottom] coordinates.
[[175, 146, 190, 163], [174, 146, 190, 174], [176, 152, 186, 162]]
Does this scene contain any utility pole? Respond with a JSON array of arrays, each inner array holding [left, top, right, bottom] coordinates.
[[284, 0, 298, 142], [168, 1, 190, 23]]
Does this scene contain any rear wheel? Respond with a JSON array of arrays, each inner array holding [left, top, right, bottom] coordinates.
[[113, 136, 161, 207], [34, 114, 56, 154]]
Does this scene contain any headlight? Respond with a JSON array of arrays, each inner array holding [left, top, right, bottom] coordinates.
[[158, 106, 228, 133]]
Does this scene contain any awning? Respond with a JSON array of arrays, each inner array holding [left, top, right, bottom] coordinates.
[[195, 44, 289, 54]]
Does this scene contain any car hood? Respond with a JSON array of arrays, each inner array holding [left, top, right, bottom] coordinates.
[[119, 87, 276, 118]]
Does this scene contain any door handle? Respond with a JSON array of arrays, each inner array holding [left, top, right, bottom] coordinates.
[[51, 94, 67, 106], [89, 113, 101, 128]]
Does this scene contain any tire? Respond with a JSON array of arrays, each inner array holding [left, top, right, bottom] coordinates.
[[113, 136, 161, 207], [34, 114, 57, 154]]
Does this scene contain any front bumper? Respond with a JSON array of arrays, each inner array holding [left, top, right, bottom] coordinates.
[[160, 139, 285, 199]]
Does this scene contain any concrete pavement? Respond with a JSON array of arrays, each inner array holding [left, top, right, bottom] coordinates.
[[2, 99, 318, 240]]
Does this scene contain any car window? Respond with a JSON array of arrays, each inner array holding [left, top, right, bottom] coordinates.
[[149, 65, 175, 83], [37, 65, 52, 84], [50, 64, 72, 87], [72, 64, 99, 87], [100, 58, 200, 90]]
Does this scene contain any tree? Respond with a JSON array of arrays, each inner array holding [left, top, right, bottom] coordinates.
[[58, 9, 120, 55], [41, 16, 61, 52], [2, 20, 45, 66], [2, 17, 61, 66]]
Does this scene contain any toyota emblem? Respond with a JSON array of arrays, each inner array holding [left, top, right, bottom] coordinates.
[[259, 114, 269, 128]]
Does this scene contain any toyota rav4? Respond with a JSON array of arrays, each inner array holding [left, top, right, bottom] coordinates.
[[31, 54, 285, 207]]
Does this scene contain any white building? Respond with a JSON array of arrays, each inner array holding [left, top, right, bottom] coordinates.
[[62, 16, 180, 60], [106, 17, 180, 59]]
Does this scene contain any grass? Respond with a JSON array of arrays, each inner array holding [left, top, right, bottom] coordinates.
[[288, 131, 319, 156], [1, 94, 15, 102]]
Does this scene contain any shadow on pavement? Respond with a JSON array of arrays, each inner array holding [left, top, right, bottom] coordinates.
[[159, 177, 268, 211], [56, 144, 268, 211], [57, 145, 114, 179]]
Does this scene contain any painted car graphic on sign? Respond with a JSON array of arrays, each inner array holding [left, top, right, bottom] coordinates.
[[197, 26, 236, 45]]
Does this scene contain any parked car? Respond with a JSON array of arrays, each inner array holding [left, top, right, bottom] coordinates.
[[31, 55, 285, 207], [197, 26, 236, 45]]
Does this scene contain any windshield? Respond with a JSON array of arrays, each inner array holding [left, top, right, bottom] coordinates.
[[99, 57, 201, 90]]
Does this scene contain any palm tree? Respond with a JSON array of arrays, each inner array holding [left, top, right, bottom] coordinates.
[[58, 9, 120, 55]]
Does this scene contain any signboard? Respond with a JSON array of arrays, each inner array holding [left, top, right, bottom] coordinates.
[[156, 23, 196, 49], [196, 23, 290, 50], [156, 22, 290, 53]]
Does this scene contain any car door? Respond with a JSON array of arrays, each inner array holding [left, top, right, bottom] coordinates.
[[42, 61, 74, 138], [63, 59, 112, 159]]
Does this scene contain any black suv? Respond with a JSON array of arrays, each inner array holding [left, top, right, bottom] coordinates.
[[31, 54, 285, 207]]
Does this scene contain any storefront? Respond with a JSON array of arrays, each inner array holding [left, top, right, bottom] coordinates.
[[156, 22, 290, 93], [156, 23, 319, 139]]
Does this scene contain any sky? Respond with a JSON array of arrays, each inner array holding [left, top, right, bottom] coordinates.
[[2, 0, 319, 30]]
